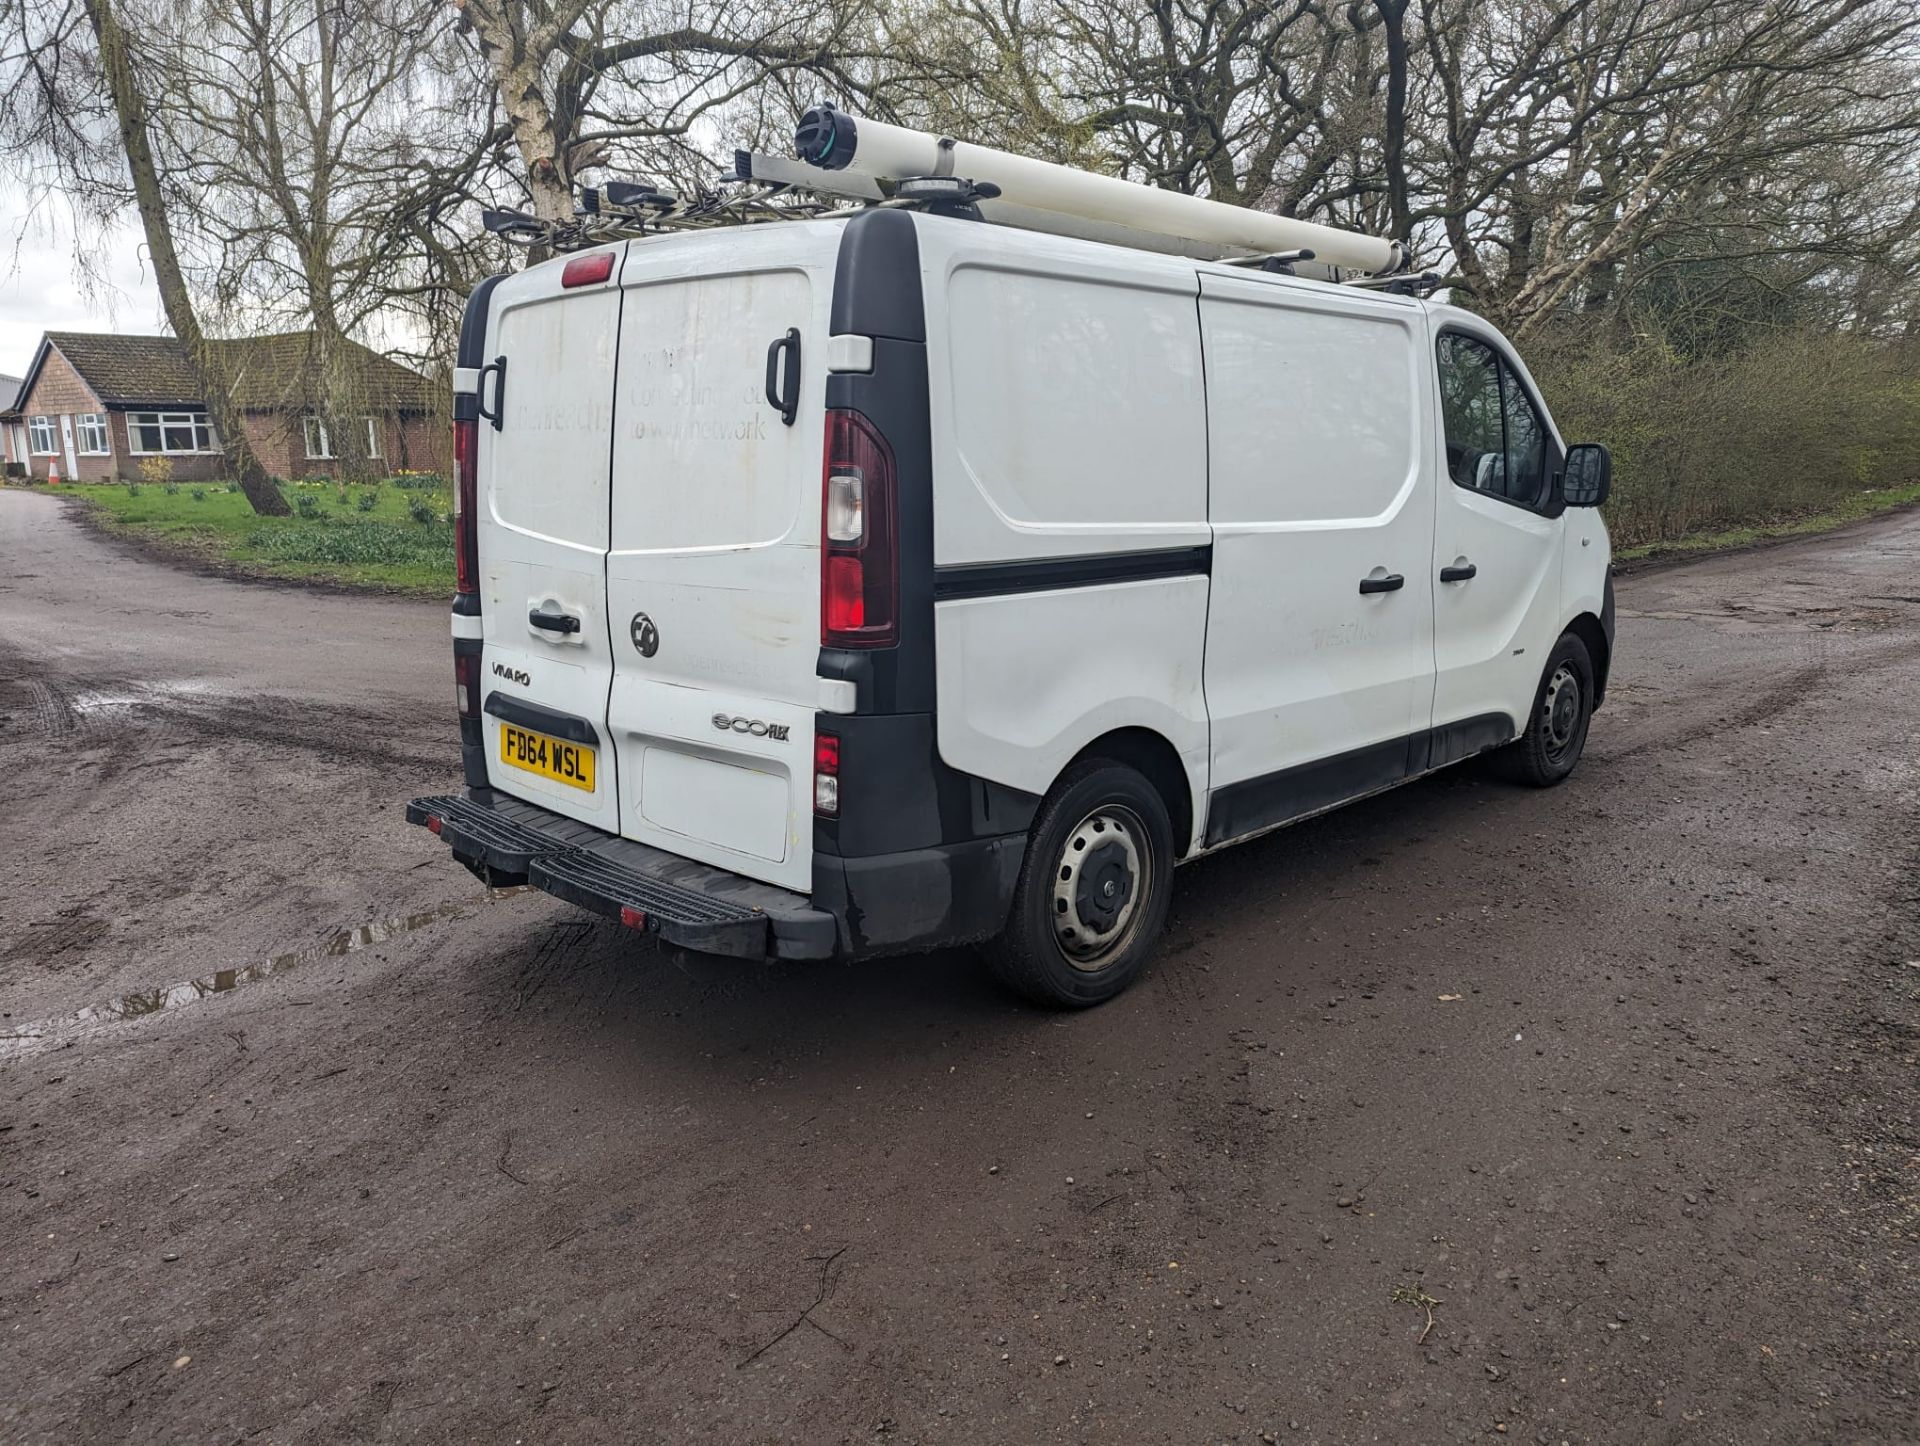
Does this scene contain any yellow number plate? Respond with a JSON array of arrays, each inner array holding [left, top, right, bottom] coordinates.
[[498, 722, 596, 791]]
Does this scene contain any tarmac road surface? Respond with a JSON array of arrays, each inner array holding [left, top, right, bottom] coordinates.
[[2, 487, 1916, 1443]]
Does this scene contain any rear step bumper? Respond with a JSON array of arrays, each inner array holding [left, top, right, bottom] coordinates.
[[406, 791, 837, 960]]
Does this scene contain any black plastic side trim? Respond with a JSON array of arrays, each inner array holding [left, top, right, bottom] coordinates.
[[454, 274, 507, 423], [935, 546, 1213, 601], [1419, 711, 1517, 772], [482, 691, 597, 745], [458, 274, 507, 369], [829, 208, 925, 342], [813, 711, 1039, 859], [457, 635, 489, 789], [811, 835, 1025, 958], [1205, 713, 1516, 848]]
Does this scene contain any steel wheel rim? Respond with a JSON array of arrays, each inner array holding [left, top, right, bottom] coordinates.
[[1542, 663, 1582, 763], [1051, 804, 1151, 970]]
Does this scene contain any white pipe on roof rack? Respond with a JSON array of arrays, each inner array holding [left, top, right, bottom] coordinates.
[[793, 106, 1404, 276]]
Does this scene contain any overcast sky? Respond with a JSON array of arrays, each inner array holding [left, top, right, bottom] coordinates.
[[0, 201, 166, 379]]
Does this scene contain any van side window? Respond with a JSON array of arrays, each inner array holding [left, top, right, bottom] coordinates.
[[1437, 333, 1549, 507]]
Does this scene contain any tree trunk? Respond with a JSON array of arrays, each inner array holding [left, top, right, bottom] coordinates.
[[1374, 0, 1413, 248], [84, 0, 289, 515]]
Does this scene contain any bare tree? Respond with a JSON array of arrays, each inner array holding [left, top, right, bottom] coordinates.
[[145, 0, 454, 478], [1, 0, 291, 511]]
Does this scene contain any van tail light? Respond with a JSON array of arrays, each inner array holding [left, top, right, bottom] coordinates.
[[454, 649, 480, 719], [813, 729, 840, 816], [453, 417, 479, 596], [821, 409, 897, 647]]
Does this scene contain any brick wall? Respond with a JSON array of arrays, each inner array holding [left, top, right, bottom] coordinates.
[[14, 346, 117, 481], [246, 411, 447, 480]]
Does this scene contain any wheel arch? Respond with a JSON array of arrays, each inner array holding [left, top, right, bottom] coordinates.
[[1564, 611, 1611, 708], [1065, 727, 1196, 860]]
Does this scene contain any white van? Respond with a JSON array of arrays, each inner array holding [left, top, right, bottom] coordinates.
[[410, 205, 1615, 1006]]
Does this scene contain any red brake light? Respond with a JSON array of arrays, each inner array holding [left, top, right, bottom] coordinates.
[[453, 417, 479, 595], [821, 410, 897, 647], [562, 252, 614, 288]]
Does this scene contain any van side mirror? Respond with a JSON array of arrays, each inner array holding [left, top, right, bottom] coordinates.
[[1562, 443, 1611, 508]]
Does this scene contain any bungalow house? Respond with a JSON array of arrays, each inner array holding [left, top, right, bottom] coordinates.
[[0, 330, 446, 483]]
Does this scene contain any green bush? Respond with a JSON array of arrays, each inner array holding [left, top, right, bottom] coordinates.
[[294, 493, 323, 519], [391, 472, 446, 491], [356, 487, 379, 512], [163, 481, 180, 496], [1529, 325, 1920, 549], [190, 487, 207, 502], [124, 481, 140, 496], [406, 497, 436, 525]]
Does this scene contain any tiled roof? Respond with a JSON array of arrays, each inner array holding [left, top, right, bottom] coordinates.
[[37, 331, 441, 412], [0, 373, 21, 412]]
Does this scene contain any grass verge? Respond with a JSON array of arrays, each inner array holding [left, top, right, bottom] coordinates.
[[68, 478, 453, 594], [28, 472, 1920, 594], [1611, 481, 1920, 565]]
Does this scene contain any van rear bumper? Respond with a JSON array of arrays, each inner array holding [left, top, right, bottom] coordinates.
[[406, 791, 839, 961], [405, 790, 1024, 962]]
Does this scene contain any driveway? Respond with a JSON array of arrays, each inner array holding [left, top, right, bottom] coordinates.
[[2, 488, 1916, 1443]]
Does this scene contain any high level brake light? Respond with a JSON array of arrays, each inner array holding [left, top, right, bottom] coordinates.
[[821, 409, 897, 648]]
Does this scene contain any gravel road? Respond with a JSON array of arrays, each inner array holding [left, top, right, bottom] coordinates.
[[2, 488, 1916, 1444]]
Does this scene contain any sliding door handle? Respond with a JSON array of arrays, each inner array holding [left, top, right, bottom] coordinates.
[[1439, 563, 1478, 583], [1358, 573, 1405, 595]]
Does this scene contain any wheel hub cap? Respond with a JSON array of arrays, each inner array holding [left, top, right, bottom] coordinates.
[[1051, 808, 1149, 970], [1543, 664, 1581, 755]]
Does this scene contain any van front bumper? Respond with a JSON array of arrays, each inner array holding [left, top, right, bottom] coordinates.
[[406, 791, 840, 960]]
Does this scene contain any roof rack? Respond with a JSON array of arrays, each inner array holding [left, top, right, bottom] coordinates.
[[485, 107, 1441, 296]]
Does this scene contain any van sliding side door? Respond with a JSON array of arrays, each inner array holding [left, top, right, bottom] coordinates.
[[1196, 272, 1438, 846]]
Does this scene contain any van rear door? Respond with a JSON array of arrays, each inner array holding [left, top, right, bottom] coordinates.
[[473, 246, 623, 833], [603, 224, 839, 893]]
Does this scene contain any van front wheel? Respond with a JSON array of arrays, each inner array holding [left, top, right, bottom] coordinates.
[[984, 760, 1175, 1008], [1502, 632, 1595, 786]]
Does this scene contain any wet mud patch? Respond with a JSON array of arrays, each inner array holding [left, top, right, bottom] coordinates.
[[0, 894, 524, 1061]]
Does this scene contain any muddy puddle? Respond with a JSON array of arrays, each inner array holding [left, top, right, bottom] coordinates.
[[0, 892, 524, 1061]]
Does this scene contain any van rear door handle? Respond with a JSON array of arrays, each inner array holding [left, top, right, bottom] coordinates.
[[765, 328, 801, 427], [528, 610, 581, 634], [1358, 573, 1405, 594], [1440, 563, 1478, 582]]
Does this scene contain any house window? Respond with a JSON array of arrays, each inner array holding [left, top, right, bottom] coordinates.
[[305, 417, 379, 460], [28, 416, 56, 454], [76, 413, 110, 455], [128, 411, 216, 454]]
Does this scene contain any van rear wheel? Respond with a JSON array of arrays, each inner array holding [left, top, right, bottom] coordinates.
[[984, 760, 1175, 1008]]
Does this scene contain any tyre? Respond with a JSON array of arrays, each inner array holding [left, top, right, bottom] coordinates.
[[983, 759, 1176, 1008], [1502, 632, 1595, 786]]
